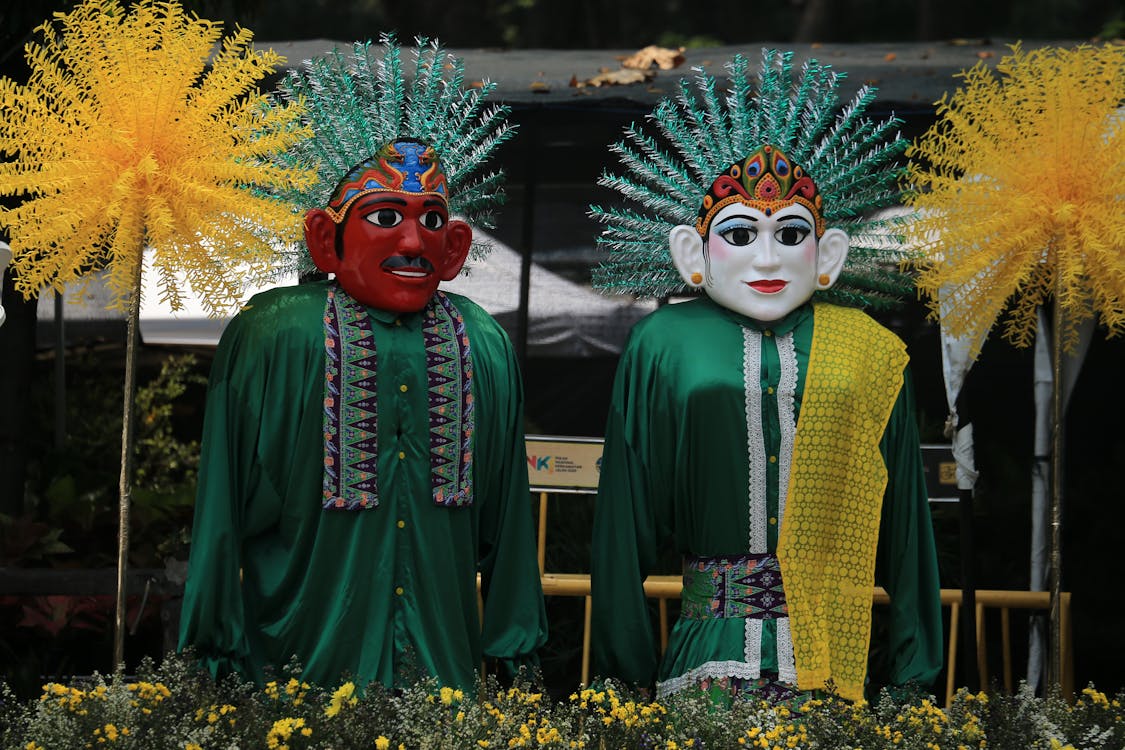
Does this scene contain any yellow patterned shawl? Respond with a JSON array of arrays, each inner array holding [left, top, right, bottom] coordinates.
[[776, 303, 908, 702]]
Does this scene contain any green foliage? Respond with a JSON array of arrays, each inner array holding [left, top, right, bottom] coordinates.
[[0, 513, 73, 565], [20, 351, 206, 568], [132, 355, 207, 496], [4, 651, 1124, 749], [1, 352, 207, 690], [1097, 10, 1125, 40]]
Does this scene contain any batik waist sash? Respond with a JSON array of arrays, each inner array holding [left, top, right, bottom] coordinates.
[[680, 553, 787, 620]]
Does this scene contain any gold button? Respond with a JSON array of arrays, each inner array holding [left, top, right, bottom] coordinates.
[[764, 330, 773, 337], [395, 586, 404, 596], [767, 386, 775, 395], [769, 517, 778, 525], [399, 384, 408, 392], [769, 455, 778, 464], [397, 520, 405, 529], [395, 319, 402, 326], [398, 451, 406, 460]]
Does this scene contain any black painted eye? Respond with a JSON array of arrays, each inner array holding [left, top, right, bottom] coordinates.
[[719, 226, 755, 246], [367, 208, 403, 228], [420, 211, 446, 230], [775, 225, 810, 246]]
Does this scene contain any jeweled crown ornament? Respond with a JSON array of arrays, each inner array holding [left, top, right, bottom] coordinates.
[[697, 144, 825, 238], [325, 140, 450, 223]]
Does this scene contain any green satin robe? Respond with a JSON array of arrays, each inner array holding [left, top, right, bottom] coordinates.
[[590, 297, 942, 697], [179, 281, 546, 691]]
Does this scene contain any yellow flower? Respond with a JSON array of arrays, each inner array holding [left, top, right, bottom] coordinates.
[[440, 686, 455, 705], [326, 681, 358, 718], [185, 745, 203, 750], [375, 738, 391, 750], [267, 717, 308, 749], [0, 0, 312, 314], [907, 42, 1125, 358]]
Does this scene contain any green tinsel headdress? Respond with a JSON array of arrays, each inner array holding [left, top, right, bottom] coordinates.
[[590, 48, 915, 309], [269, 34, 516, 277]]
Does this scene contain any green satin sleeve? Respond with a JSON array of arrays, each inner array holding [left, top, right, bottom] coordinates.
[[875, 368, 945, 692], [176, 310, 267, 680], [466, 301, 549, 675], [590, 330, 670, 688]]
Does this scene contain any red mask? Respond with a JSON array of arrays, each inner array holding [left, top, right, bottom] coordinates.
[[304, 191, 471, 312]]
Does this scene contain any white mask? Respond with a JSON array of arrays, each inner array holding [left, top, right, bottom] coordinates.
[[669, 202, 849, 322]]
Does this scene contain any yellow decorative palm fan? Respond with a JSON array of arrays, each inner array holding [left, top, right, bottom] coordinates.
[[906, 42, 1125, 688], [0, 0, 314, 665]]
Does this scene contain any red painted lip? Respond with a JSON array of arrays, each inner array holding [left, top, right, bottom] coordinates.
[[747, 280, 788, 294]]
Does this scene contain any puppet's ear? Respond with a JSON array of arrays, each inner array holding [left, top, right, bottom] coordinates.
[[438, 220, 472, 281], [815, 228, 850, 289], [669, 224, 706, 288], [304, 209, 340, 275]]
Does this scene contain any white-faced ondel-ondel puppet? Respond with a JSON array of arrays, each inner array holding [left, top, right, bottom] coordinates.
[[179, 40, 546, 692], [589, 50, 942, 704]]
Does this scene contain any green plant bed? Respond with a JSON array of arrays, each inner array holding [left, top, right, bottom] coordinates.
[[3, 651, 1122, 750]]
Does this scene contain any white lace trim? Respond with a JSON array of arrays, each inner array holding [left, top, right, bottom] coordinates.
[[743, 328, 768, 553], [744, 617, 764, 673], [776, 331, 799, 531], [776, 616, 797, 685], [657, 659, 768, 699]]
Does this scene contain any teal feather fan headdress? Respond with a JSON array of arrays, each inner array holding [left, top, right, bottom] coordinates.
[[268, 34, 515, 277], [590, 49, 915, 309]]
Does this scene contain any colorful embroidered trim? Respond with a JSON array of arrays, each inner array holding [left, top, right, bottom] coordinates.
[[322, 285, 379, 510], [425, 292, 474, 507], [321, 286, 475, 510], [681, 553, 788, 620]]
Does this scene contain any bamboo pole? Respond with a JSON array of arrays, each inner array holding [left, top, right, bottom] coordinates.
[[1047, 290, 1064, 691], [113, 256, 145, 669]]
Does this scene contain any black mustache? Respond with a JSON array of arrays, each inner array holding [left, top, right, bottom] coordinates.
[[381, 255, 435, 272]]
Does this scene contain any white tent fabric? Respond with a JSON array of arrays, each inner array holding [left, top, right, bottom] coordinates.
[[37, 231, 655, 357], [441, 238, 655, 357], [0, 242, 10, 328], [937, 283, 984, 492]]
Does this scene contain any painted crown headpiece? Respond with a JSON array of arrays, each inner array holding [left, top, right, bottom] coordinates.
[[324, 140, 450, 223], [268, 34, 515, 275], [590, 49, 916, 309], [698, 144, 824, 238]]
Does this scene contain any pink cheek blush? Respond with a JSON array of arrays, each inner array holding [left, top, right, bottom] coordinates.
[[706, 235, 731, 261]]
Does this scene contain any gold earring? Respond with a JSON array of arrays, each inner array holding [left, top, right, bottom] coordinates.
[[818, 273, 831, 287], [690, 272, 703, 286]]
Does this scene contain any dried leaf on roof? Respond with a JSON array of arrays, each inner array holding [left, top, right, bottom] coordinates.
[[620, 45, 686, 70]]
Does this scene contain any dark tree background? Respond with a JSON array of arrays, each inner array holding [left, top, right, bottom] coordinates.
[[8, 0, 1116, 49]]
